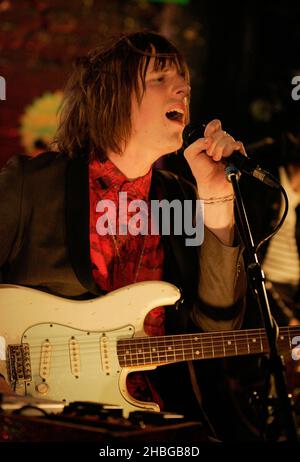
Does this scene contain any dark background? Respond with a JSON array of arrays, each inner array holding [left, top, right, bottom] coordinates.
[[1, 0, 299, 440], [0, 0, 300, 167]]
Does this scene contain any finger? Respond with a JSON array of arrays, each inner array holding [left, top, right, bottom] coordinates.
[[210, 141, 237, 161], [206, 132, 235, 160], [218, 141, 241, 159], [184, 137, 212, 160], [204, 119, 222, 137], [222, 141, 246, 158]]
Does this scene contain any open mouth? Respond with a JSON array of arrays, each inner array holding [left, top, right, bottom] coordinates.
[[165, 109, 185, 124]]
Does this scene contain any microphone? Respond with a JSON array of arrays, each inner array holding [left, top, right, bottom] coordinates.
[[182, 124, 279, 189]]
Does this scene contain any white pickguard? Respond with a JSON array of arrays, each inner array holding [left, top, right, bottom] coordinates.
[[0, 281, 180, 416]]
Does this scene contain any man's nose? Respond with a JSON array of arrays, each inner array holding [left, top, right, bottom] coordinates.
[[174, 79, 191, 97]]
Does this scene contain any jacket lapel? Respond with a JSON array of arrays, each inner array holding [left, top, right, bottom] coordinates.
[[66, 156, 104, 296], [151, 169, 199, 301]]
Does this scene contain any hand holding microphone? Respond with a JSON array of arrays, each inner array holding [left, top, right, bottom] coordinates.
[[183, 121, 279, 189], [182, 119, 245, 199]]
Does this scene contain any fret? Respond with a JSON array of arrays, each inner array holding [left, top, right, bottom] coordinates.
[[277, 329, 292, 355], [235, 331, 250, 356], [157, 337, 167, 363], [202, 334, 214, 359], [221, 332, 225, 357], [165, 338, 176, 363], [211, 335, 215, 357], [183, 337, 191, 361], [247, 331, 262, 355], [246, 330, 250, 354], [134, 337, 145, 365], [200, 335, 204, 359], [181, 336, 186, 361], [116, 326, 300, 369], [233, 331, 237, 355], [141, 338, 151, 365], [191, 336, 203, 360], [148, 338, 159, 364], [160, 336, 167, 364], [141, 339, 146, 364], [120, 344, 132, 367], [170, 338, 184, 362], [210, 333, 226, 358], [148, 337, 153, 365], [189, 336, 195, 360], [188, 335, 194, 361], [223, 333, 236, 357], [155, 337, 162, 363], [130, 338, 139, 366]]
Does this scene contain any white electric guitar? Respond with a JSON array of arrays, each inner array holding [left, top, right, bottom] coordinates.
[[1, 281, 300, 417]]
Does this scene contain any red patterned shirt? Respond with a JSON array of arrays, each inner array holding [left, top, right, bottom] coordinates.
[[89, 158, 165, 407]]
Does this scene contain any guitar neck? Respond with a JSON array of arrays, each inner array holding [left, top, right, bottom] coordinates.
[[117, 326, 300, 368]]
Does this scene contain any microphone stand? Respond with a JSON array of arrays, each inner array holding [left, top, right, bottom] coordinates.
[[226, 164, 299, 442]]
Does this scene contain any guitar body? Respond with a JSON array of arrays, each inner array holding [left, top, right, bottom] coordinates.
[[0, 281, 181, 416], [1, 282, 299, 418]]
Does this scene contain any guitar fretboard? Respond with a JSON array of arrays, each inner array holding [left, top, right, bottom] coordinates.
[[117, 326, 300, 367]]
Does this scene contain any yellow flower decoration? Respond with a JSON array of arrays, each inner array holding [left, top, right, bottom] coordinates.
[[20, 91, 63, 154]]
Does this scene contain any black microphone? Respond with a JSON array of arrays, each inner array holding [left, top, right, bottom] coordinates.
[[182, 124, 279, 189]]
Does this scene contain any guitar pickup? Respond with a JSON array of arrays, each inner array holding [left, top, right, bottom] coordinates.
[[7, 344, 32, 384], [100, 334, 111, 375], [69, 337, 80, 378], [39, 339, 52, 379]]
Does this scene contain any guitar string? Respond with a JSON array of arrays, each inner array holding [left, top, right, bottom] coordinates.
[[24, 338, 299, 371], [25, 340, 290, 361], [19, 329, 300, 360], [21, 337, 296, 361], [19, 325, 300, 352], [18, 329, 299, 362], [24, 339, 297, 372], [24, 330, 295, 353]]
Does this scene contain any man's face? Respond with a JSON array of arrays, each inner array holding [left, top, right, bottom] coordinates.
[[129, 58, 190, 159]]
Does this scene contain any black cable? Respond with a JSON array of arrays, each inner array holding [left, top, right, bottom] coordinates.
[[254, 174, 289, 254], [12, 405, 49, 417]]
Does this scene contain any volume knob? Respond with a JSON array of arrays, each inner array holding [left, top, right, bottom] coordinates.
[[35, 382, 49, 395]]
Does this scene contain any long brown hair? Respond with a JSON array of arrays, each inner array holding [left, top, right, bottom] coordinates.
[[54, 31, 190, 161]]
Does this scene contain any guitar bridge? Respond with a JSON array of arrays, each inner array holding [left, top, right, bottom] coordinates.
[[7, 344, 32, 385]]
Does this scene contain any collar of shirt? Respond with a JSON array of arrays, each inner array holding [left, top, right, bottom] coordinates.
[[89, 158, 153, 201]]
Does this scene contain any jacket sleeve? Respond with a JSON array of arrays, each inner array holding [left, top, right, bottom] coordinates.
[[191, 227, 246, 331], [0, 155, 24, 270]]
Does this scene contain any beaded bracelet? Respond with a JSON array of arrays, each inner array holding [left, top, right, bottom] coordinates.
[[201, 193, 235, 204]]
